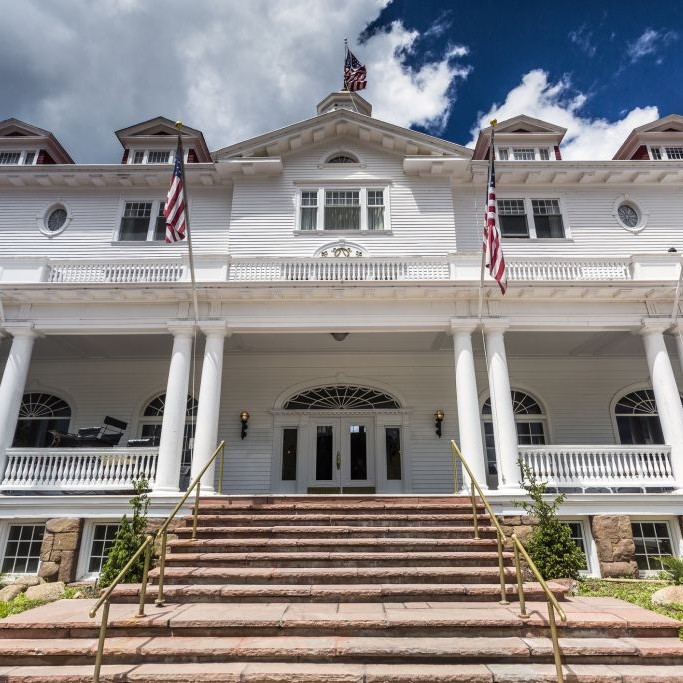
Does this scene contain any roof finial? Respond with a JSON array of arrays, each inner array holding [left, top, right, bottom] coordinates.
[[490, 118, 497, 128], [175, 120, 183, 130]]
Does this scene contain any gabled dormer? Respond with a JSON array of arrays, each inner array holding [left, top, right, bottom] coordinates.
[[0, 118, 73, 165], [613, 114, 683, 161], [115, 117, 211, 165], [472, 115, 567, 161]]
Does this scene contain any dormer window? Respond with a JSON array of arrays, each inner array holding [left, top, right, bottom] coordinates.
[[0, 151, 37, 165], [326, 153, 359, 164], [649, 146, 683, 160], [496, 146, 553, 161]]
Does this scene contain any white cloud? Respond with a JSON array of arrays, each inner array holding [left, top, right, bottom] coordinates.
[[627, 28, 678, 63], [0, 0, 470, 161], [568, 24, 596, 57], [467, 69, 659, 160]]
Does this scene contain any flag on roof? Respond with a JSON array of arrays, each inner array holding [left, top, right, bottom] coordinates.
[[483, 127, 507, 294], [344, 44, 367, 92], [164, 140, 187, 243]]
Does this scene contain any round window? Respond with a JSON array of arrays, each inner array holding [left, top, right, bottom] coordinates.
[[46, 207, 67, 232], [617, 203, 639, 229]]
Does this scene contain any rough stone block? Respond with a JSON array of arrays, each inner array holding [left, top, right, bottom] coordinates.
[[0, 584, 25, 602], [38, 561, 60, 581], [39, 534, 54, 561], [57, 551, 78, 583], [600, 561, 638, 578], [652, 585, 683, 607], [53, 532, 79, 552], [45, 518, 81, 534], [13, 576, 42, 588], [25, 581, 66, 601]]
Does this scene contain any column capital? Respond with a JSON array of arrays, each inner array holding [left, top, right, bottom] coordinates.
[[481, 318, 510, 334], [167, 322, 196, 338], [199, 321, 232, 338], [2, 323, 38, 339], [639, 318, 671, 337], [449, 318, 479, 335]]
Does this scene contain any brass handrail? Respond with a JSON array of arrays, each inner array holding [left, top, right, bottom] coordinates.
[[89, 440, 226, 683], [450, 440, 566, 683]]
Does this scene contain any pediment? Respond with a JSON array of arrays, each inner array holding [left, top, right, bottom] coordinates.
[[0, 118, 51, 139], [633, 114, 683, 134], [485, 115, 567, 135]]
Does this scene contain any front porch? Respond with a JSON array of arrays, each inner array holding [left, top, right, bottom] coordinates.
[[0, 327, 682, 496]]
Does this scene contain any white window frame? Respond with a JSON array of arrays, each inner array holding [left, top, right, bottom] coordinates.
[[127, 148, 191, 165], [497, 196, 571, 240], [496, 146, 553, 161], [0, 150, 39, 165], [648, 145, 683, 160], [561, 518, 599, 577], [76, 520, 120, 580], [295, 186, 391, 233], [630, 518, 682, 578], [114, 198, 168, 242], [0, 520, 46, 577]]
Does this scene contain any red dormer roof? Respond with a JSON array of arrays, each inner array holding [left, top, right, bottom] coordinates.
[[472, 115, 567, 160], [0, 118, 74, 164], [612, 114, 683, 160]]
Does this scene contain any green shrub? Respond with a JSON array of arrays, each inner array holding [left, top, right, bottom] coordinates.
[[660, 555, 683, 585], [516, 461, 586, 581], [98, 478, 150, 588]]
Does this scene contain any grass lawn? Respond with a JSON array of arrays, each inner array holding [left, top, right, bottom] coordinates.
[[578, 577, 683, 626]]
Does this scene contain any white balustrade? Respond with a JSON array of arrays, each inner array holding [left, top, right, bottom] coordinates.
[[48, 261, 184, 284], [519, 445, 676, 491], [0, 448, 158, 491], [506, 258, 632, 282]]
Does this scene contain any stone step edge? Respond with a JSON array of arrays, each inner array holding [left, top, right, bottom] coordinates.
[[2, 662, 683, 683]]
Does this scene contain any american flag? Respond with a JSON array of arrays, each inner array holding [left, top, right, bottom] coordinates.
[[344, 45, 367, 92], [483, 130, 507, 293], [164, 140, 187, 243]]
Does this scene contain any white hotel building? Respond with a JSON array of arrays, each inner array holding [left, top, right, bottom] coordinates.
[[0, 91, 682, 582]]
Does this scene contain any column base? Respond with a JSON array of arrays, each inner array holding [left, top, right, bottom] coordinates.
[[151, 486, 181, 495]]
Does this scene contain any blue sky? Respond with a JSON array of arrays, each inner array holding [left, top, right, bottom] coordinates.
[[0, 0, 680, 162]]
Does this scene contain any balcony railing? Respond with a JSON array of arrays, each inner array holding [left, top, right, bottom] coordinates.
[[0, 448, 158, 491], [519, 445, 676, 491], [48, 261, 184, 284], [506, 258, 632, 282]]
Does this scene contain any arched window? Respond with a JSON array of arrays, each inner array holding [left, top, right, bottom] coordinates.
[[13, 393, 71, 447], [482, 390, 547, 486], [139, 393, 197, 471], [614, 389, 669, 445], [284, 385, 400, 410], [326, 153, 358, 164]]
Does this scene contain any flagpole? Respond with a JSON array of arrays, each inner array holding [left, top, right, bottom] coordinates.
[[477, 120, 497, 321], [174, 121, 200, 323]]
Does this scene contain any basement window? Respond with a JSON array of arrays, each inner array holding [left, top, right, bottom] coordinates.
[[88, 524, 119, 574], [631, 521, 673, 574], [1, 524, 45, 574]]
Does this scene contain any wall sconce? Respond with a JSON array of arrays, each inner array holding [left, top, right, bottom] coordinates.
[[434, 409, 444, 438], [240, 410, 250, 439]]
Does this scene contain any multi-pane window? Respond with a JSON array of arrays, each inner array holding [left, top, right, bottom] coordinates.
[[0, 152, 21, 165], [650, 146, 683, 160], [147, 150, 171, 164], [2, 525, 44, 574], [539, 148, 550, 161], [513, 148, 536, 161], [325, 190, 360, 230], [24, 152, 36, 165], [631, 522, 673, 572], [133, 150, 145, 164], [665, 147, 683, 160], [367, 190, 385, 231], [532, 199, 565, 238], [300, 191, 318, 231], [565, 522, 589, 571], [498, 199, 529, 237], [13, 393, 71, 448], [118, 200, 167, 241], [497, 148, 509, 161], [651, 147, 663, 160], [88, 524, 119, 574], [614, 389, 667, 445]]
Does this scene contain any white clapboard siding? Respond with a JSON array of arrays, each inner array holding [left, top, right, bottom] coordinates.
[[227, 139, 457, 258], [454, 184, 683, 256], [0, 186, 232, 258]]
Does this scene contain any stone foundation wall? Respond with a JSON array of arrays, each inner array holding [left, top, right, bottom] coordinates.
[[590, 515, 638, 578], [498, 515, 538, 546], [39, 518, 83, 583]]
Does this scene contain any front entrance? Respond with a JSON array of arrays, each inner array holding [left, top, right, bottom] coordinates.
[[309, 418, 374, 493]]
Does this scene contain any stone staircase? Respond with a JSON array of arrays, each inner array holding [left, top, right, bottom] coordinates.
[[0, 495, 682, 681]]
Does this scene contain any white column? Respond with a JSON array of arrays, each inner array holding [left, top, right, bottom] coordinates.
[[450, 321, 488, 490], [641, 321, 683, 487], [674, 323, 683, 379], [0, 326, 36, 479], [155, 325, 194, 493], [483, 321, 521, 491], [191, 324, 229, 494]]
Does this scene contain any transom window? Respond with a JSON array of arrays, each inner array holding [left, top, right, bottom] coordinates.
[[284, 385, 400, 410], [13, 392, 71, 448], [614, 389, 673, 445], [298, 188, 389, 231], [2, 524, 44, 574], [88, 524, 119, 574], [498, 198, 565, 239], [118, 200, 167, 241], [631, 521, 673, 573]]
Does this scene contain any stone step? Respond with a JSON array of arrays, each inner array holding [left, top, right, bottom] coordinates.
[[173, 525, 499, 539], [2, 634, 683, 667], [147, 565, 520, 586], [189, 513, 488, 527], [111, 582, 561, 604], [4, 662, 683, 682], [167, 537, 500, 554], [162, 550, 512, 568], [191, 502, 488, 515]]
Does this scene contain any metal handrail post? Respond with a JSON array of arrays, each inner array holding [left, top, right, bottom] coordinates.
[[137, 542, 151, 618], [513, 542, 528, 618], [470, 481, 479, 540], [496, 531, 509, 604], [92, 598, 110, 683], [218, 442, 225, 495], [155, 530, 168, 607], [548, 600, 565, 683], [192, 481, 201, 539]]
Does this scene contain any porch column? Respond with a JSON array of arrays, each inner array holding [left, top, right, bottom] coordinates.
[[0, 325, 36, 478], [674, 323, 683, 379], [450, 320, 488, 490], [641, 320, 683, 487], [155, 324, 194, 493], [191, 323, 229, 494], [483, 321, 521, 491]]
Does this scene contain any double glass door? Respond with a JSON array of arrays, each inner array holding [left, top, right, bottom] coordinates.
[[310, 418, 374, 491]]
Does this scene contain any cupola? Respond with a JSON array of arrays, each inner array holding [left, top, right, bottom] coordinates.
[[316, 91, 372, 117]]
